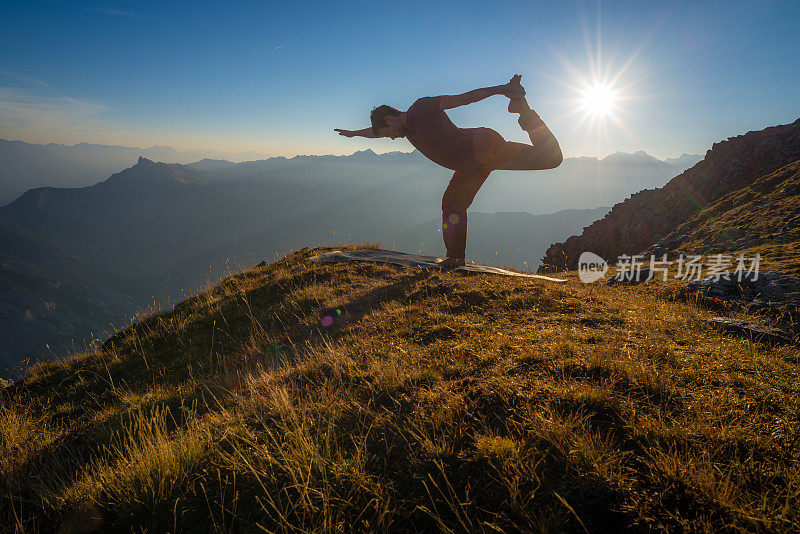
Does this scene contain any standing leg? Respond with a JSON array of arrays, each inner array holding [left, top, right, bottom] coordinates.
[[441, 169, 491, 261]]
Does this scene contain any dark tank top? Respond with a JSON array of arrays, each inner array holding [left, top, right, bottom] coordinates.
[[405, 96, 497, 171]]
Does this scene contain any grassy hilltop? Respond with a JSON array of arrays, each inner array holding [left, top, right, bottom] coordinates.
[[2, 245, 799, 532]]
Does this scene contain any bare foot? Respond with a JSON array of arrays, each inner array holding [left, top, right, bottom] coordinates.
[[437, 257, 466, 269], [505, 74, 525, 97], [505, 74, 529, 113], [508, 94, 530, 114]]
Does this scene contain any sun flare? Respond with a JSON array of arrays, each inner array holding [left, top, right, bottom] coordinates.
[[545, 19, 648, 155], [580, 84, 617, 117]]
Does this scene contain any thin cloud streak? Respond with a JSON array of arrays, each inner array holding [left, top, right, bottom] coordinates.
[[0, 71, 110, 140]]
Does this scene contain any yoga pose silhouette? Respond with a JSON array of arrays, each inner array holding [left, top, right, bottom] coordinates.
[[335, 75, 562, 268]]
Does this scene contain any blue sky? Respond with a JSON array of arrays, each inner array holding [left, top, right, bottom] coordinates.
[[1, 0, 798, 159]]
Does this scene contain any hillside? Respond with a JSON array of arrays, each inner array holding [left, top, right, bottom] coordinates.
[[539, 118, 800, 272], [646, 160, 800, 275], [2, 245, 798, 532], [0, 220, 140, 369], [0, 153, 619, 374]]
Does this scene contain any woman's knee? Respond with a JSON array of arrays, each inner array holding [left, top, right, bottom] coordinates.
[[443, 173, 489, 211]]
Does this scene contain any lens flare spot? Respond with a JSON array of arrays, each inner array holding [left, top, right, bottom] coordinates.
[[448, 213, 460, 224], [321, 315, 334, 327]]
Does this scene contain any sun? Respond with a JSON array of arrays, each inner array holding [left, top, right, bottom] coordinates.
[[580, 84, 617, 117], [542, 11, 651, 155]]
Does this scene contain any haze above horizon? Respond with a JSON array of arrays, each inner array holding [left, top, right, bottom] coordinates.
[[1, 0, 798, 159]]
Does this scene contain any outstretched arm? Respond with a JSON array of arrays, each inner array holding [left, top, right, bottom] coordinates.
[[439, 75, 523, 110], [335, 128, 378, 138], [440, 85, 507, 110]]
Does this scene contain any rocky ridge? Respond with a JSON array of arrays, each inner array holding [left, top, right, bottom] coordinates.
[[539, 118, 800, 273]]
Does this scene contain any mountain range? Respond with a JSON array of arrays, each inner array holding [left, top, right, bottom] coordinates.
[[0, 140, 269, 205], [0, 147, 639, 373], [0, 139, 700, 207]]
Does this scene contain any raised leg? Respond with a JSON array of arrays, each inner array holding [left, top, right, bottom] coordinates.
[[441, 169, 491, 260], [495, 78, 562, 170], [490, 137, 560, 170]]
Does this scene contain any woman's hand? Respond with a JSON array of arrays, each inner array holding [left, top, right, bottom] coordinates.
[[334, 127, 378, 138], [502, 74, 526, 99]]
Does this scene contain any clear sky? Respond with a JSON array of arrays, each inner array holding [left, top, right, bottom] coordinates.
[[1, 0, 798, 159]]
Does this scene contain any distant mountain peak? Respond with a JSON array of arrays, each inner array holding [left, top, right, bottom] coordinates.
[[603, 150, 658, 161], [664, 153, 704, 170], [103, 159, 215, 189], [598, 150, 673, 169], [341, 149, 378, 159]]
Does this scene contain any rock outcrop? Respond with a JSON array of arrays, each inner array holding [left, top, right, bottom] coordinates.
[[689, 270, 800, 334]]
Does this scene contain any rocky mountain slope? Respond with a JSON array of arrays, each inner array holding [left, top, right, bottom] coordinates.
[[2, 245, 798, 532], [539, 118, 800, 272], [646, 159, 800, 275]]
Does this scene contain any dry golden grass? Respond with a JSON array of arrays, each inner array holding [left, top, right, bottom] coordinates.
[[1, 244, 799, 532]]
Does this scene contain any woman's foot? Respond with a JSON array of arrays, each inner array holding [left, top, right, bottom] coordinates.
[[508, 94, 530, 114], [504, 74, 525, 97], [505, 74, 529, 113], [437, 257, 466, 269]]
